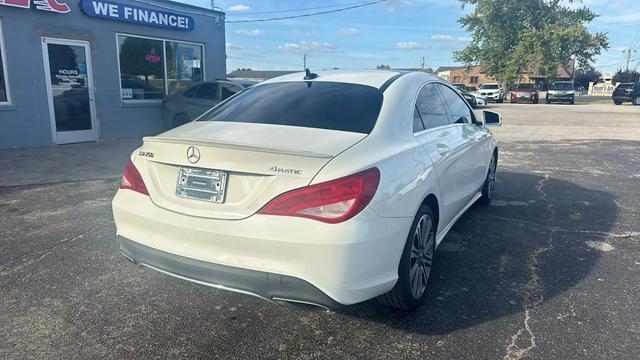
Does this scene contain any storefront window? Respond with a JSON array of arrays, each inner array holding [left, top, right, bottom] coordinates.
[[0, 20, 9, 103], [117, 34, 204, 102], [118, 35, 165, 101], [166, 41, 203, 95]]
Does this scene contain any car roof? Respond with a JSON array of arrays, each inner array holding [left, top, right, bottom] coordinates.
[[259, 69, 436, 89]]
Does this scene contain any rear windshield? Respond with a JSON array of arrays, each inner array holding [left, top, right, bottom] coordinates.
[[551, 82, 574, 90], [200, 81, 383, 134], [481, 84, 499, 89], [515, 83, 535, 89], [617, 83, 633, 89]]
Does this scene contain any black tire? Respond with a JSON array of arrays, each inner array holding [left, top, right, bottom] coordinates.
[[173, 113, 191, 128], [614, 100, 623, 105], [477, 154, 497, 206], [633, 97, 640, 106], [569, 99, 575, 105], [545, 99, 551, 104], [378, 204, 436, 311], [498, 98, 504, 103]]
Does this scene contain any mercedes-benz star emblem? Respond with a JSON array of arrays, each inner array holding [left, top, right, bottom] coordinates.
[[186, 146, 201, 164]]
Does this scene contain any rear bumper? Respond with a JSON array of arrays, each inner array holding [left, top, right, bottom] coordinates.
[[112, 190, 412, 306], [118, 235, 341, 309]]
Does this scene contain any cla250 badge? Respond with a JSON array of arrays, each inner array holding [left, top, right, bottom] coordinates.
[[270, 166, 302, 175], [138, 151, 154, 158]]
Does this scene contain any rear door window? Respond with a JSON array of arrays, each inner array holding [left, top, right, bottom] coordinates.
[[413, 106, 426, 132], [219, 83, 243, 101], [183, 85, 200, 98], [201, 81, 384, 134], [437, 84, 474, 124], [414, 83, 451, 129], [196, 83, 218, 100]]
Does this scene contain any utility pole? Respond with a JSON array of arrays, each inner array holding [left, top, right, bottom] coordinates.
[[421, 56, 425, 71], [623, 48, 637, 72], [303, 53, 307, 70]]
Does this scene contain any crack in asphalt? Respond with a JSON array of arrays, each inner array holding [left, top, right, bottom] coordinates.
[[504, 173, 555, 360], [0, 226, 103, 277], [484, 214, 640, 239], [613, 199, 640, 213], [0, 177, 120, 191]]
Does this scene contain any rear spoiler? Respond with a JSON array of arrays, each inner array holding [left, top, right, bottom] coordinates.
[[143, 136, 334, 159]]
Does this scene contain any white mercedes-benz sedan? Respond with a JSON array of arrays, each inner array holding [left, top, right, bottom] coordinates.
[[112, 70, 502, 311]]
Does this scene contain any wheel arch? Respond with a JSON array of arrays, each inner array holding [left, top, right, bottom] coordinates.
[[420, 194, 440, 235]]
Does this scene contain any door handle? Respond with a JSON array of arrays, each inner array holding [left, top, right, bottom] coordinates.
[[437, 144, 450, 155]]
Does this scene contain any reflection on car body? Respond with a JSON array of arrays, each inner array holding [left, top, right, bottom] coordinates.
[[163, 79, 257, 128]]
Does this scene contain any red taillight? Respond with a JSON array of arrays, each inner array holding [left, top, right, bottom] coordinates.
[[258, 168, 380, 224], [119, 160, 149, 195]]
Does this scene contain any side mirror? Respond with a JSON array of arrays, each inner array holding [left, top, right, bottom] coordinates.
[[483, 110, 502, 127]]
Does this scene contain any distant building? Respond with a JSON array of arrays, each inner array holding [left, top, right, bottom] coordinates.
[[436, 66, 487, 89], [589, 71, 616, 96], [436, 59, 576, 90], [227, 70, 298, 82]]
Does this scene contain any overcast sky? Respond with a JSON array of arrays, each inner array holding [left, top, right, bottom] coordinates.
[[179, 0, 640, 74]]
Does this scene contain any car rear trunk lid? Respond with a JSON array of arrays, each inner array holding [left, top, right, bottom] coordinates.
[[135, 121, 366, 220]]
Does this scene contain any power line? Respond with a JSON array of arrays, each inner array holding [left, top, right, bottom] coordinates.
[[226, 0, 386, 23], [226, 1, 380, 16]]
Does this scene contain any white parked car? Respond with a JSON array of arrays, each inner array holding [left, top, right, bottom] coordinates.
[[112, 70, 502, 311], [477, 82, 504, 103]]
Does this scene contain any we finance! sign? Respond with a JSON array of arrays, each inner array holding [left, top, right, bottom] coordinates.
[[0, 0, 70, 13], [81, 0, 195, 31]]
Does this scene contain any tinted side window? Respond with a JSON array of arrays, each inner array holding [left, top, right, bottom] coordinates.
[[183, 85, 200, 98], [196, 83, 218, 100], [415, 83, 451, 129], [438, 84, 473, 124], [413, 106, 425, 132], [220, 83, 243, 101]]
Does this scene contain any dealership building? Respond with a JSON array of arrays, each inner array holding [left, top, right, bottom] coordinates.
[[0, 0, 226, 149]]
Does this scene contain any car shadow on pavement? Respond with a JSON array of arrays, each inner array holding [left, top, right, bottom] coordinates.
[[338, 170, 618, 335]]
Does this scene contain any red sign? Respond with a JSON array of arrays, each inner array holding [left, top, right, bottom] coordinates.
[[0, 0, 70, 13]]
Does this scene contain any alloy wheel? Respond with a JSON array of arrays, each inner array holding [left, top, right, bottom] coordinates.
[[634, 97, 640, 105], [409, 214, 435, 299], [488, 157, 497, 198]]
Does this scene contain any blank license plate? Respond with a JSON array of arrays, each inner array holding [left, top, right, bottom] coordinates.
[[176, 167, 228, 203]]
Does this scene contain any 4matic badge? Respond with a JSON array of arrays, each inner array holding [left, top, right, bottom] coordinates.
[[270, 166, 302, 175]]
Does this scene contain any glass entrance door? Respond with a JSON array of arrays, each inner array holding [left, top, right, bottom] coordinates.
[[42, 38, 97, 144]]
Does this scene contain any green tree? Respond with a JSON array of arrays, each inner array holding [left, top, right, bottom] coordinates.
[[612, 70, 640, 84], [376, 64, 391, 70], [573, 65, 601, 89], [454, 0, 608, 84]]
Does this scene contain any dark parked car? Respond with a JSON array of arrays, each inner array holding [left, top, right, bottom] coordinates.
[[455, 86, 486, 108], [612, 83, 640, 105], [510, 83, 539, 104], [163, 79, 257, 128], [546, 81, 575, 104]]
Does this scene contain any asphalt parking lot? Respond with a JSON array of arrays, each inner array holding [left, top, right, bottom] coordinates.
[[1, 102, 639, 359]]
